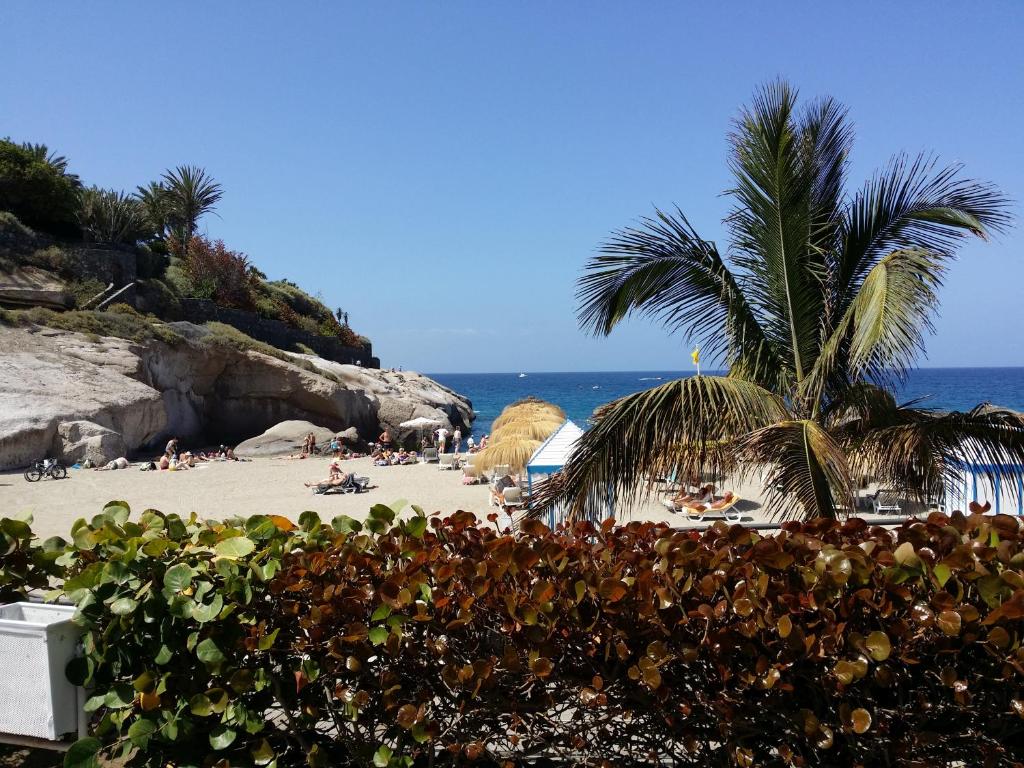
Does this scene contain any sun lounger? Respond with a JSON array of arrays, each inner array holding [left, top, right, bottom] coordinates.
[[872, 489, 903, 515], [315, 475, 369, 494], [499, 486, 527, 512], [421, 447, 439, 463], [680, 492, 741, 523], [438, 454, 455, 471]]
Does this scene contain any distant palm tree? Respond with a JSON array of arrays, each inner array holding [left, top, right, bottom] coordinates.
[[539, 81, 1022, 522], [19, 141, 81, 188], [134, 181, 172, 240], [161, 165, 223, 243]]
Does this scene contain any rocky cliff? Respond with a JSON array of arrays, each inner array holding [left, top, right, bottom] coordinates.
[[0, 322, 472, 469]]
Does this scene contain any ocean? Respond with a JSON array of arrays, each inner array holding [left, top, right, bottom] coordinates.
[[429, 369, 1024, 438]]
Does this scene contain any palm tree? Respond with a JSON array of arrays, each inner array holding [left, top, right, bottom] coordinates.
[[134, 181, 172, 240], [538, 81, 1022, 522], [18, 141, 81, 188], [160, 165, 223, 243]]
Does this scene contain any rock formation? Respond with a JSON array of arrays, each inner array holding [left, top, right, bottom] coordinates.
[[0, 322, 473, 469], [234, 420, 337, 458]]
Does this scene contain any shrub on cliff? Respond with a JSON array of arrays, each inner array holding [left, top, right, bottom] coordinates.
[[54, 503, 1024, 767], [170, 235, 258, 310], [0, 139, 82, 238]]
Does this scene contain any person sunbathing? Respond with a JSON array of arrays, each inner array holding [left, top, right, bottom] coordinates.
[[669, 484, 715, 506], [95, 457, 129, 471], [304, 463, 351, 489], [490, 474, 518, 507]]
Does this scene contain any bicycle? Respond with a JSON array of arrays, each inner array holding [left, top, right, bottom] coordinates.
[[24, 458, 68, 482]]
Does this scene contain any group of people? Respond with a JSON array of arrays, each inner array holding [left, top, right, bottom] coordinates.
[[372, 448, 417, 466], [88, 437, 240, 472]]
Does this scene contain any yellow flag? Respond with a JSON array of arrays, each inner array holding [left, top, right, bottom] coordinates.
[[691, 347, 700, 365]]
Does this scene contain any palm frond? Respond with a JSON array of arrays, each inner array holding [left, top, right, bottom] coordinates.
[[739, 419, 853, 520], [839, 403, 1024, 504], [161, 165, 223, 241], [725, 79, 829, 386], [577, 207, 785, 388], [802, 247, 948, 405], [835, 154, 1011, 308], [529, 375, 788, 521]]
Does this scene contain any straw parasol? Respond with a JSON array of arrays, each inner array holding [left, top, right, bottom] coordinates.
[[490, 417, 563, 443], [473, 436, 543, 475], [491, 399, 565, 431]]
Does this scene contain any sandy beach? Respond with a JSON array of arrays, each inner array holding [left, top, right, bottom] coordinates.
[[0, 454, 787, 540]]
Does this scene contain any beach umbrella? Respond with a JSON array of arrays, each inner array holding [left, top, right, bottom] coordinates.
[[491, 399, 565, 431], [474, 436, 543, 475], [490, 417, 563, 443], [399, 416, 443, 445]]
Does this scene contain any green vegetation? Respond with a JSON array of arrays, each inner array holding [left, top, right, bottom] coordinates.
[[545, 81, 1019, 522], [1, 140, 367, 351], [0, 306, 183, 345], [2, 503, 1021, 766], [0, 139, 81, 238]]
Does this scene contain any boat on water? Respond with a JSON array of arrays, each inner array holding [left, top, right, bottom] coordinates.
[[518, 373, 527, 378]]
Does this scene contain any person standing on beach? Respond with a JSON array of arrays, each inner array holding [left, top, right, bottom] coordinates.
[[165, 437, 179, 458], [436, 426, 449, 454], [452, 427, 462, 454], [378, 429, 392, 452]]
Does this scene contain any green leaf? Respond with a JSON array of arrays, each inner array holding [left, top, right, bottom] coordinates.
[[933, 563, 952, 588], [332, 515, 362, 534], [110, 597, 139, 615], [189, 693, 213, 716], [368, 626, 388, 646], [63, 737, 101, 768], [191, 593, 225, 624], [369, 504, 396, 524], [209, 725, 237, 750], [406, 516, 428, 538], [373, 745, 393, 768], [154, 644, 174, 665], [251, 738, 276, 765], [104, 683, 135, 709], [163, 563, 194, 593], [215, 536, 256, 559], [102, 501, 131, 525], [371, 604, 392, 623], [196, 638, 226, 670], [83, 694, 106, 713], [127, 718, 157, 748], [258, 628, 279, 651]]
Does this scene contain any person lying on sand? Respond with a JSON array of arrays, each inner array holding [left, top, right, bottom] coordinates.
[[95, 457, 129, 471]]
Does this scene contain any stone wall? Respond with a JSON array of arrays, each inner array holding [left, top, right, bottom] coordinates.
[[177, 298, 379, 368]]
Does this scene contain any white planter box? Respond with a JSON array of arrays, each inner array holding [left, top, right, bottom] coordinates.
[[0, 603, 81, 740]]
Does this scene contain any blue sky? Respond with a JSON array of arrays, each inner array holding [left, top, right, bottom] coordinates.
[[2, 2, 1021, 373]]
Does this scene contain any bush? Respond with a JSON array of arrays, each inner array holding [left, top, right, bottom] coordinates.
[[0, 515, 63, 603], [56, 504, 1024, 767], [135, 278, 180, 318], [0, 139, 81, 238], [66, 277, 108, 309], [170, 235, 256, 309], [0, 306, 182, 346], [76, 187, 151, 245]]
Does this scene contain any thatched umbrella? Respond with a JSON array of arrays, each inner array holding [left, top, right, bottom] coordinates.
[[491, 399, 566, 431], [473, 436, 543, 475], [490, 417, 563, 443]]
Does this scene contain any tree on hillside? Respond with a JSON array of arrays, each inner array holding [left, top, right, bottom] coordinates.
[[537, 80, 1022, 522], [161, 165, 223, 245], [77, 187, 151, 245], [135, 181, 173, 241], [0, 138, 81, 237]]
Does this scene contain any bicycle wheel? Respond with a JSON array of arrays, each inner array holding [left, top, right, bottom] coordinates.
[[24, 467, 43, 482], [52, 464, 68, 480]]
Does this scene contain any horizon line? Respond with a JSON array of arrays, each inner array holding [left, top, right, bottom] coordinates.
[[421, 365, 1024, 376]]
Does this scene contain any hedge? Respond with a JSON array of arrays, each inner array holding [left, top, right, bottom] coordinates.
[[2, 503, 1023, 767]]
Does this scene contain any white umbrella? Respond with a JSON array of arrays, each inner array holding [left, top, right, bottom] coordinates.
[[400, 416, 444, 447], [400, 417, 443, 429]]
